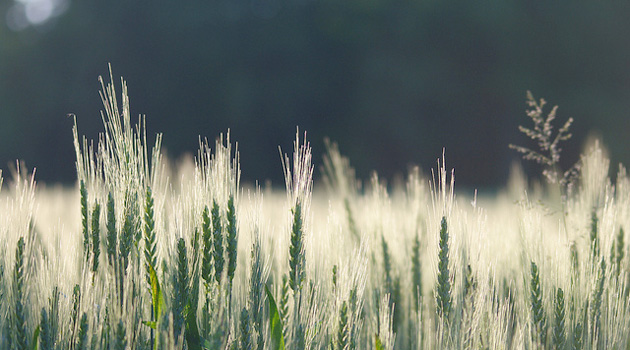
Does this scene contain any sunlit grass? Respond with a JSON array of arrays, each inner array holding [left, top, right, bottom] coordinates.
[[0, 72, 629, 350]]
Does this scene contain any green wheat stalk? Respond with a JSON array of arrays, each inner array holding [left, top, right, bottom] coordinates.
[[289, 201, 305, 293], [48, 286, 59, 347], [279, 274, 290, 339], [201, 205, 212, 283], [552, 288, 565, 350], [249, 232, 265, 350], [436, 216, 451, 320], [14, 236, 28, 350], [615, 227, 624, 277], [227, 194, 238, 285], [173, 237, 189, 341], [211, 200, 224, 285], [80, 180, 90, 260], [337, 301, 349, 350], [143, 186, 157, 350], [381, 235, 392, 292], [40, 308, 52, 350], [240, 307, 252, 350], [412, 233, 422, 314], [71, 284, 81, 345], [590, 208, 599, 259], [113, 320, 126, 350], [106, 192, 117, 267], [530, 261, 547, 345], [590, 257, 605, 340], [76, 313, 88, 350], [91, 202, 101, 277]]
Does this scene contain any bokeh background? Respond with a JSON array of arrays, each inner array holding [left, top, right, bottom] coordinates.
[[1, 1, 630, 190]]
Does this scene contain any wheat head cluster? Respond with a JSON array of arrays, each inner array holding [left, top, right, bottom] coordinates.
[[0, 72, 628, 350]]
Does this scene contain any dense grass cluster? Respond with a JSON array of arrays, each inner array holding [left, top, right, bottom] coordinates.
[[1, 74, 630, 349]]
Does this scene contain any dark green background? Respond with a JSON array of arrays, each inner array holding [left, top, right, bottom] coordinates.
[[2, 1, 630, 189]]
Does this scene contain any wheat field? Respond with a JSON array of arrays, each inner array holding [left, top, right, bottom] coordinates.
[[0, 72, 628, 350]]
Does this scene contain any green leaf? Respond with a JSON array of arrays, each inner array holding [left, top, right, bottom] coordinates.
[[374, 334, 385, 350], [265, 285, 285, 350], [142, 321, 157, 330], [148, 261, 164, 324], [32, 326, 41, 350]]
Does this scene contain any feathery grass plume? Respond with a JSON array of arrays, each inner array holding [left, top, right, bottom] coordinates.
[[552, 288, 566, 350], [529, 261, 547, 345], [201, 205, 212, 283], [412, 233, 422, 314], [226, 194, 238, 284], [76, 313, 88, 350], [590, 208, 599, 259], [590, 257, 605, 338], [240, 307, 252, 350], [91, 202, 101, 276], [211, 200, 224, 285], [337, 300, 349, 350], [40, 308, 52, 350], [172, 237, 189, 341], [106, 192, 117, 266], [436, 216, 451, 320], [509, 91, 576, 189], [80, 179, 90, 259], [14, 236, 28, 350], [114, 320, 127, 350]]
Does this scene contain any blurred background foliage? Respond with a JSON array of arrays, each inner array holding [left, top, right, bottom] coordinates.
[[1, 0, 630, 190]]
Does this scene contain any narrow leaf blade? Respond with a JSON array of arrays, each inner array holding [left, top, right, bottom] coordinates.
[[265, 285, 285, 350]]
